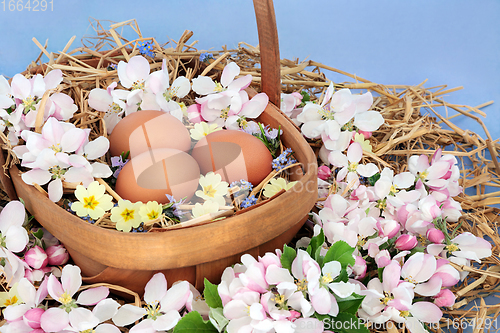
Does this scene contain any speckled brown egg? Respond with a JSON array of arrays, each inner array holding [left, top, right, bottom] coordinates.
[[191, 130, 273, 186], [109, 110, 191, 158], [115, 148, 200, 204]]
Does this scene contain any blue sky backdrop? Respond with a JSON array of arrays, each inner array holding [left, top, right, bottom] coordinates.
[[0, 0, 499, 140]]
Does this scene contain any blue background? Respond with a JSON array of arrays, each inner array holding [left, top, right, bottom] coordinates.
[[0, 1, 498, 330], [0, 0, 499, 141]]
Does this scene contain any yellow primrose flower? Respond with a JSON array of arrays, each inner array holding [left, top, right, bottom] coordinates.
[[140, 201, 163, 222], [189, 122, 222, 140], [71, 181, 114, 220], [192, 200, 220, 218], [353, 133, 372, 153], [0, 283, 21, 308], [195, 172, 229, 206], [263, 178, 298, 198], [111, 200, 143, 232]]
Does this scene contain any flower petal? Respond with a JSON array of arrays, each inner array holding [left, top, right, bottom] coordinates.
[[92, 298, 120, 323], [61, 265, 82, 298], [160, 281, 191, 313], [112, 304, 147, 326], [84, 137, 110, 160], [68, 307, 100, 331], [76, 286, 109, 306], [144, 273, 168, 305], [40, 307, 69, 332]]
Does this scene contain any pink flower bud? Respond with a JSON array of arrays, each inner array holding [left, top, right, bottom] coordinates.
[[317, 165, 331, 180], [358, 130, 372, 139], [426, 228, 445, 244], [23, 307, 44, 329], [287, 310, 301, 321], [395, 234, 418, 251], [375, 250, 391, 268], [377, 219, 400, 239], [45, 245, 69, 266], [187, 104, 202, 123], [24, 246, 48, 269], [433, 289, 456, 307], [352, 256, 367, 279]]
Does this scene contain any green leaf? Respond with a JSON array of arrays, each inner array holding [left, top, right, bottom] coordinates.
[[378, 267, 384, 281], [323, 240, 355, 268], [326, 312, 370, 333], [32, 229, 44, 240], [208, 307, 228, 332], [173, 311, 218, 333], [334, 269, 348, 283], [314, 312, 331, 322], [368, 173, 381, 186], [308, 229, 325, 264], [281, 244, 297, 271], [336, 293, 365, 314], [203, 279, 222, 309]]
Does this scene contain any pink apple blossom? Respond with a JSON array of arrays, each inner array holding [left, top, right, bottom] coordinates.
[[112, 273, 191, 331], [395, 234, 418, 251], [24, 246, 48, 270], [433, 289, 455, 307], [45, 245, 69, 266]]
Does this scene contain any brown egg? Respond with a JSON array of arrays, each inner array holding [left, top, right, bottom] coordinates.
[[109, 110, 191, 158], [115, 148, 200, 204], [191, 130, 272, 186]]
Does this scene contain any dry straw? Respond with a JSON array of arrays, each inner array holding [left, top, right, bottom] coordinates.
[[0, 18, 499, 331]]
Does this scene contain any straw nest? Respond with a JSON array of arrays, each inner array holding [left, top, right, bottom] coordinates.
[[1, 18, 499, 332]]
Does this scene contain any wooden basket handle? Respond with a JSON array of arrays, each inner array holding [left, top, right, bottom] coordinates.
[[253, 0, 281, 107]]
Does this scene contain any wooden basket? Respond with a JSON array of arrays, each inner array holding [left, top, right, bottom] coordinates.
[[0, 0, 318, 295]]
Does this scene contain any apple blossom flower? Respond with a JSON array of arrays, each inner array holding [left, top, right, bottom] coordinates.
[[40, 265, 109, 331], [88, 81, 129, 134], [189, 122, 222, 140], [317, 165, 331, 181], [427, 231, 492, 263], [117, 55, 151, 91], [192, 62, 251, 96], [431, 259, 460, 287], [191, 62, 253, 128], [351, 255, 367, 279], [2, 278, 48, 326], [112, 273, 192, 331], [395, 234, 418, 251], [195, 172, 229, 206], [51, 299, 121, 333], [225, 92, 269, 131], [408, 150, 458, 191], [329, 142, 379, 187], [296, 82, 338, 140], [45, 245, 69, 266], [0, 249, 30, 285], [280, 92, 302, 117], [401, 253, 441, 297], [24, 246, 48, 270], [147, 59, 191, 121], [433, 288, 455, 307], [71, 181, 114, 220], [426, 228, 445, 244], [358, 261, 414, 323], [0, 200, 29, 254], [111, 200, 143, 232], [263, 178, 297, 198], [374, 168, 415, 200]]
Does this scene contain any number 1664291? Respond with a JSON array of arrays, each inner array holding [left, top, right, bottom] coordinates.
[[2, 0, 53, 11]]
